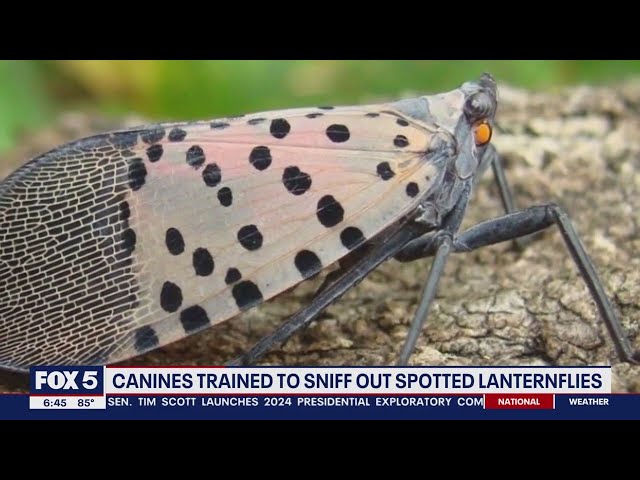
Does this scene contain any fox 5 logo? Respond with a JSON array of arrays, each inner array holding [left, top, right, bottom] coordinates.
[[30, 366, 104, 395]]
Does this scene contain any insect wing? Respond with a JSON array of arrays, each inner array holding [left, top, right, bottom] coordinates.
[[0, 104, 443, 370]]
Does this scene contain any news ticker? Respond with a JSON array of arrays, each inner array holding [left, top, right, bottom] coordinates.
[[18, 365, 625, 418]]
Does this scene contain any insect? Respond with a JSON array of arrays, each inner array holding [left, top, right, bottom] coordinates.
[[0, 73, 637, 372]]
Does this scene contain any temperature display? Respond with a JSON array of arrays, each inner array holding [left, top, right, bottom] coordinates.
[[30, 396, 106, 410]]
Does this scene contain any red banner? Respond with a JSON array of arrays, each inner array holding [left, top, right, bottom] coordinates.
[[485, 394, 554, 409]]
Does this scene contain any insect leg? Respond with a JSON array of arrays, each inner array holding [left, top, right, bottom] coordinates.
[[479, 145, 518, 214], [226, 225, 422, 366], [397, 235, 452, 365], [482, 144, 529, 250], [452, 204, 639, 364], [397, 182, 473, 365]]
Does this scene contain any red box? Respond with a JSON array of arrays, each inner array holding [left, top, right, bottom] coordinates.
[[484, 394, 554, 409]]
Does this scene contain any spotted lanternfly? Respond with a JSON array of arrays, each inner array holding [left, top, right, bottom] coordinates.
[[0, 74, 638, 372]]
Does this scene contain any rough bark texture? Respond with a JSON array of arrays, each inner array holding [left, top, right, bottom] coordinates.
[[2, 81, 640, 393]]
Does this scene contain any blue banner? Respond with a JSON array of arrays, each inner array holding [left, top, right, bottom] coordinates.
[[2, 394, 639, 420]]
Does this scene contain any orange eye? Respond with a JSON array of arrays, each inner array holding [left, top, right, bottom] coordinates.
[[473, 121, 492, 146]]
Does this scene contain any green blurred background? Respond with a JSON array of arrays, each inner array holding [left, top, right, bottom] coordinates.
[[2, 60, 640, 154]]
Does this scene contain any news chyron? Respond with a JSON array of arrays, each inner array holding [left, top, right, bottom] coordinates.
[[19, 365, 624, 419]]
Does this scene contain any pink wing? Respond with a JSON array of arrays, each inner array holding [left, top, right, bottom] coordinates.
[[0, 104, 445, 370]]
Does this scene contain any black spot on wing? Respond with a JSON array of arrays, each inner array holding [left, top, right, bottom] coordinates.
[[340, 227, 365, 250], [294, 250, 322, 279], [134, 326, 159, 352], [249, 146, 272, 171], [186, 145, 206, 169], [270, 118, 291, 139], [232, 281, 264, 311], [169, 128, 187, 141], [202, 163, 222, 187], [316, 195, 344, 228], [146, 144, 163, 163], [141, 126, 165, 144], [165, 228, 185, 255], [160, 281, 183, 313], [217, 187, 233, 207], [282, 166, 312, 195], [180, 305, 210, 333], [210, 121, 230, 129], [326, 124, 350, 143], [394, 135, 409, 148], [406, 182, 419, 198], [306, 113, 323, 119], [120, 201, 130, 221], [128, 158, 147, 190], [121, 228, 136, 253], [193, 248, 214, 276], [237, 225, 263, 251], [248, 118, 266, 125], [377, 162, 395, 180], [225, 267, 242, 285]]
